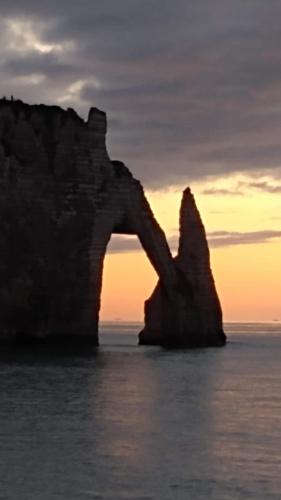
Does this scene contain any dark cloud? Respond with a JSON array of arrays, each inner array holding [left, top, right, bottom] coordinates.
[[1, 1, 281, 187], [107, 229, 281, 254], [2, 52, 78, 80]]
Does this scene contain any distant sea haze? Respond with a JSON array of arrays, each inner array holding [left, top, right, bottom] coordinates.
[[100, 320, 281, 336], [0, 322, 280, 500]]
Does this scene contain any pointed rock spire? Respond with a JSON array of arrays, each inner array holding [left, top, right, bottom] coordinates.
[[139, 187, 226, 347]]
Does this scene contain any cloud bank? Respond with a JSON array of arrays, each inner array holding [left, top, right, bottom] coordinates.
[[107, 229, 281, 254], [1, 1, 281, 187]]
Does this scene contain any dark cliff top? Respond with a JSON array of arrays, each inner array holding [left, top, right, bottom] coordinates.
[[0, 98, 106, 128]]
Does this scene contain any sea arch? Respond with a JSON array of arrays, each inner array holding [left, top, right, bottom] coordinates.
[[87, 163, 178, 343]]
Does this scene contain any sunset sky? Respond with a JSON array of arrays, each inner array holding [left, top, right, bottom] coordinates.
[[0, 1, 280, 322]]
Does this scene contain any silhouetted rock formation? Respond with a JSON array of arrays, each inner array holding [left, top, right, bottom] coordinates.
[[0, 99, 178, 344], [0, 98, 225, 347], [139, 188, 226, 347]]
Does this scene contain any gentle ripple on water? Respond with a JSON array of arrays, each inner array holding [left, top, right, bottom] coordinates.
[[0, 322, 280, 500]]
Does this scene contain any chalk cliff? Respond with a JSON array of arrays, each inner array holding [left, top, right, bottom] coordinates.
[[139, 188, 226, 347], [0, 98, 225, 347]]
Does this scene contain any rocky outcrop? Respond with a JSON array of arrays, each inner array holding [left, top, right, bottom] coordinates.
[[0, 98, 225, 347], [139, 188, 226, 347], [0, 99, 178, 344]]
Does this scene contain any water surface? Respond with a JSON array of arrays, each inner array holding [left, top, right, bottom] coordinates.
[[0, 323, 280, 499]]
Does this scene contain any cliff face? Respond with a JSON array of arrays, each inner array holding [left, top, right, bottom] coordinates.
[[0, 99, 177, 343], [0, 98, 225, 347], [139, 188, 226, 347]]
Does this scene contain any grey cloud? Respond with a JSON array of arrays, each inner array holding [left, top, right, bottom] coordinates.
[[81, 80, 185, 100], [107, 234, 178, 254], [201, 188, 244, 196], [2, 52, 78, 80], [1, 1, 281, 187], [208, 230, 281, 248], [242, 181, 281, 193], [106, 229, 281, 254], [106, 236, 144, 254]]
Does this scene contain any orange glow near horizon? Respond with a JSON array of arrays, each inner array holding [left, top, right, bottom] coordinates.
[[100, 246, 158, 322], [212, 241, 281, 322], [100, 175, 281, 323], [100, 242, 281, 322]]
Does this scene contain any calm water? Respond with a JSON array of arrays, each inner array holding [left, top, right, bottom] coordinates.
[[0, 323, 280, 500]]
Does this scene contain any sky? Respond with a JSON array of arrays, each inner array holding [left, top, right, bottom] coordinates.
[[0, 1, 280, 322]]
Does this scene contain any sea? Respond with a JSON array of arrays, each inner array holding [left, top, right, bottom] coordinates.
[[0, 322, 280, 500]]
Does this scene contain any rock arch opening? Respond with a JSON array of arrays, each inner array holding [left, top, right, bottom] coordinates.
[[99, 234, 158, 342]]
